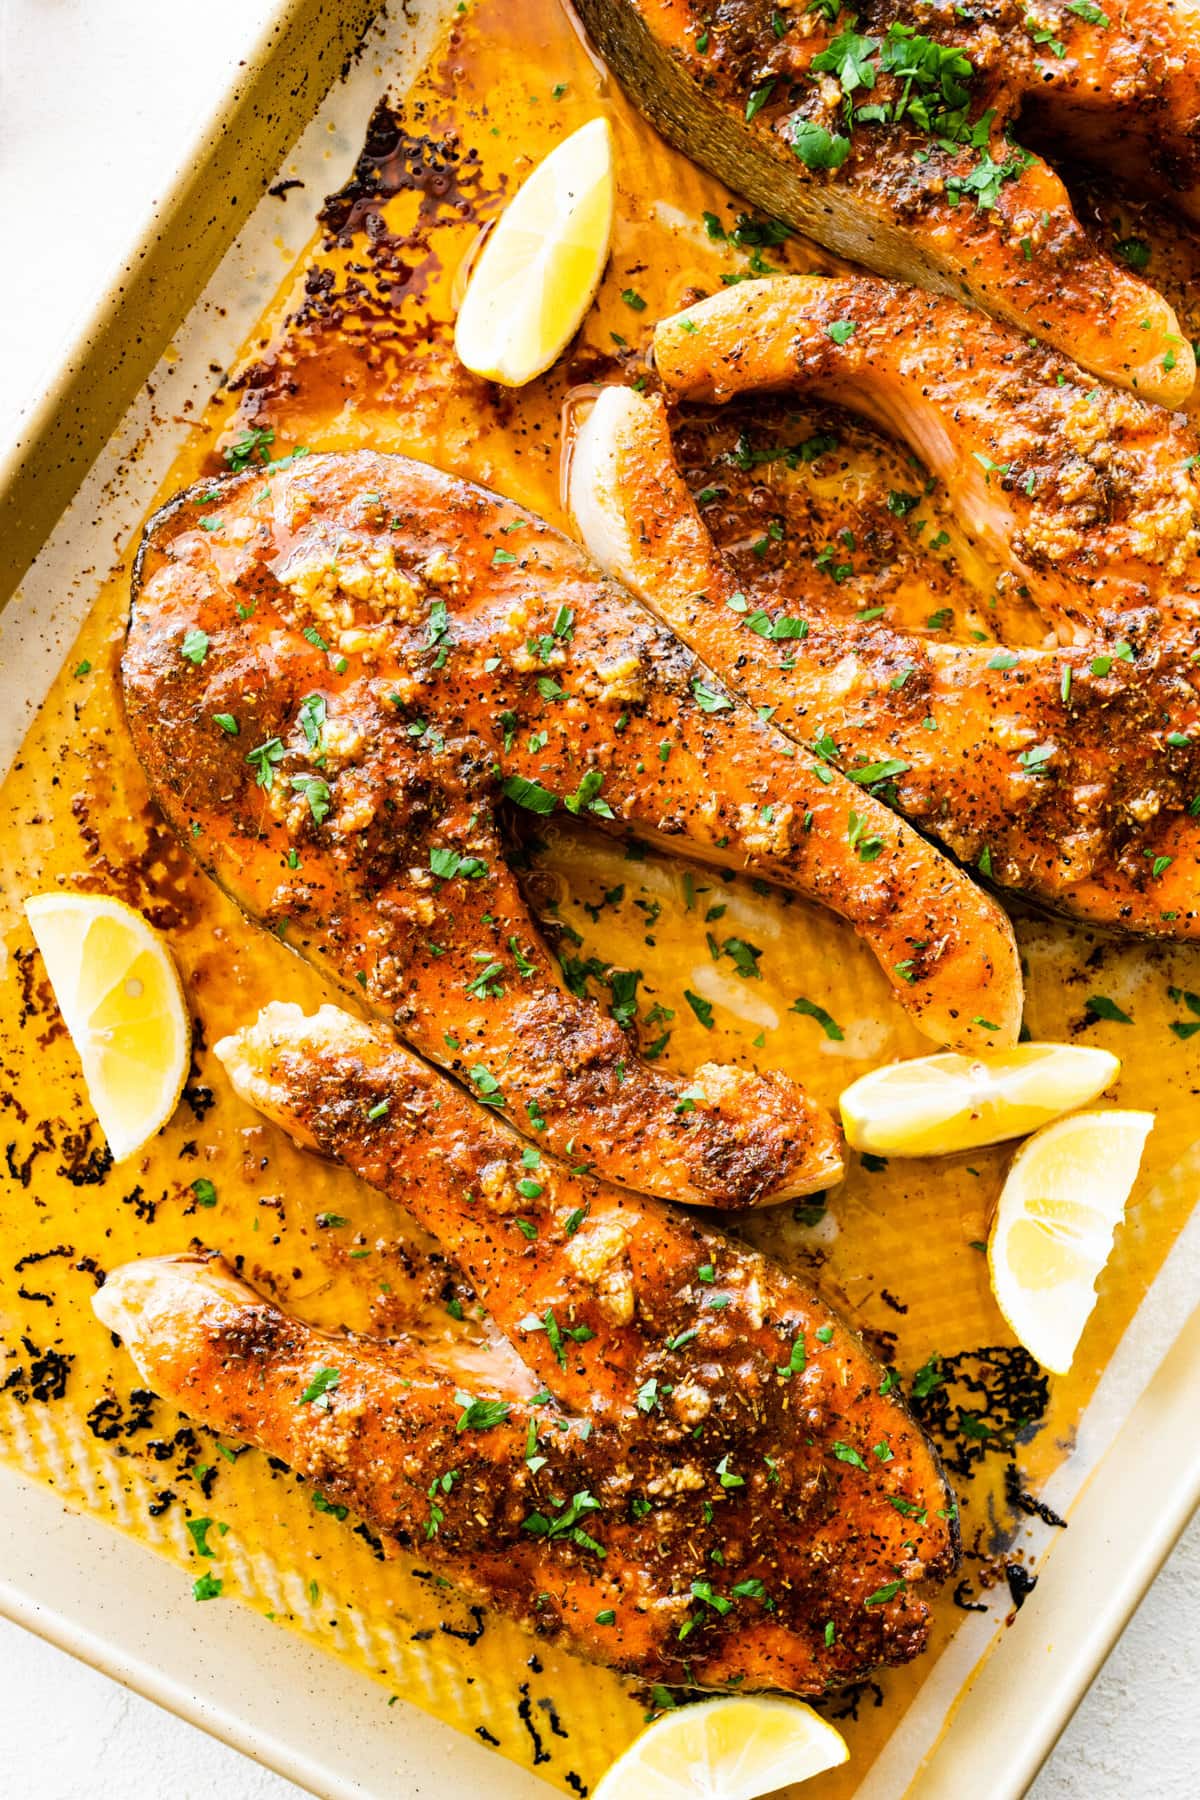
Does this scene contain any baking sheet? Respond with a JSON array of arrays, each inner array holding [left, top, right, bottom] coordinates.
[[1, 1, 1198, 1795]]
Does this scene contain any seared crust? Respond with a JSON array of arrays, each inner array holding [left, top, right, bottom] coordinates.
[[575, 0, 1195, 402], [197, 1000, 960, 1690]]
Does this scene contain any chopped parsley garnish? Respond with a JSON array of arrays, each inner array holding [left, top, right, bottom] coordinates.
[[502, 773, 558, 814], [731, 1577, 766, 1600], [715, 1455, 744, 1489], [790, 118, 851, 171], [692, 678, 733, 713], [181, 627, 209, 665], [1017, 743, 1054, 774], [223, 426, 274, 472], [1168, 987, 1200, 1039], [684, 989, 715, 1029], [1067, 0, 1109, 22], [864, 1578, 906, 1607], [290, 773, 331, 824], [848, 811, 885, 861], [721, 936, 763, 980], [951, 149, 1033, 211], [910, 1354, 945, 1399], [522, 1489, 605, 1556], [297, 692, 326, 751], [745, 81, 774, 122], [666, 1326, 699, 1352], [1116, 236, 1151, 273], [299, 1366, 341, 1406], [469, 1065, 506, 1107], [247, 736, 285, 789], [1086, 994, 1133, 1024], [690, 1579, 732, 1614], [430, 846, 488, 880], [848, 757, 910, 786], [185, 1515, 224, 1557], [454, 1391, 511, 1433], [811, 27, 879, 94], [565, 768, 614, 818], [790, 996, 844, 1041], [743, 606, 808, 640]]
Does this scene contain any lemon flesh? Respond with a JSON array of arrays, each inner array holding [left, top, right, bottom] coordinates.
[[839, 1043, 1120, 1158], [591, 1696, 848, 1800], [988, 1109, 1154, 1374], [454, 116, 614, 386], [24, 892, 191, 1163]]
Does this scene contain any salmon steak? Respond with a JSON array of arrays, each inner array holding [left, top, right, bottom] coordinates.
[[571, 274, 1200, 937], [123, 447, 1022, 1207], [573, 0, 1198, 403]]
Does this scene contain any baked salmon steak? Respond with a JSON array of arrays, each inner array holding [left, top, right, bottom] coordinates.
[[124, 449, 1022, 1208], [99, 994, 963, 1690], [573, 0, 1197, 405], [570, 280, 1200, 937], [95, 1244, 957, 1690]]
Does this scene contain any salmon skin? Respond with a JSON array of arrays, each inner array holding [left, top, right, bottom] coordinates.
[[573, 0, 1195, 405], [124, 450, 1022, 1207], [186, 999, 961, 1691]]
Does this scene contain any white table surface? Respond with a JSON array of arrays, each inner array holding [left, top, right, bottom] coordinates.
[[1, 3, 1197, 1795]]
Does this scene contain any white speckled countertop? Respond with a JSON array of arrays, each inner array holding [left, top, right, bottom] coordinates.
[[1, 3, 1196, 1794]]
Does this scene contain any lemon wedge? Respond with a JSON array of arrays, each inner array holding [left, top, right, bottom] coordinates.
[[591, 1696, 848, 1800], [839, 1043, 1120, 1158], [988, 1109, 1153, 1373], [455, 117, 614, 386], [24, 892, 191, 1162]]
